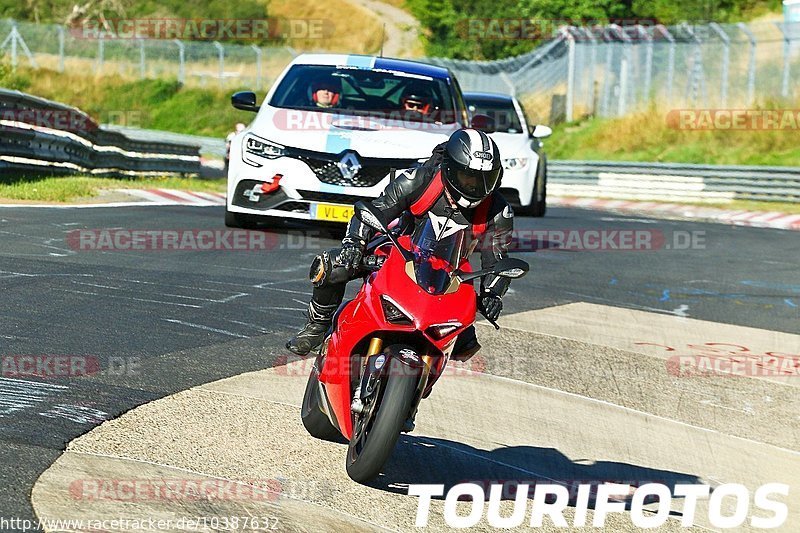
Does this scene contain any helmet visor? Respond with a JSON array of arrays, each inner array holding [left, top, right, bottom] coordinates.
[[452, 167, 500, 200]]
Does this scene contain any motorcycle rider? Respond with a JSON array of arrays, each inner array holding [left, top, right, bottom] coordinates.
[[286, 128, 514, 358]]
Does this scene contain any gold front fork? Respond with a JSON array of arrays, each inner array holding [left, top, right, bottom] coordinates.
[[362, 337, 384, 372], [367, 337, 384, 357]]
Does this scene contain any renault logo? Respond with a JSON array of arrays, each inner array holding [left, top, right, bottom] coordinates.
[[337, 152, 362, 180]]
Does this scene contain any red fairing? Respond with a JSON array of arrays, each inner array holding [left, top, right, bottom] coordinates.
[[319, 237, 477, 439]]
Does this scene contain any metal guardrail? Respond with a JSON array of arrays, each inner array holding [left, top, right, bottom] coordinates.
[[0, 89, 201, 177], [548, 160, 800, 203], [102, 125, 227, 158]]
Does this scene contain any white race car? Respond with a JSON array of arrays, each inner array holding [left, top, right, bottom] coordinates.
[[464, 92, 552, 217], [225, 54, 473, 227]]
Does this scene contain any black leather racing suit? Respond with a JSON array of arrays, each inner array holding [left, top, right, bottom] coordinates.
[[306, 151, 515, 345]]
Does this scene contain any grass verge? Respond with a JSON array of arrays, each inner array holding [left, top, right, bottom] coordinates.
[[0, 176, 226, 203], [547, 109, 800, 167]]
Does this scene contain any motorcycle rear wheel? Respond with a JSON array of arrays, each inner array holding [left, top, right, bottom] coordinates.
[[346, 357, 419, 483]]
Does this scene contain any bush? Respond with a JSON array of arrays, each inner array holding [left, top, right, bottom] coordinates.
[[0, 56, 32, 90]]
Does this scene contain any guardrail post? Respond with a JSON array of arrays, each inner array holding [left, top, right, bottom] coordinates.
[[654, 25, 676, 105], [173, 39, 185, 84], [738, 23, 757, 106], [600, 27, 617, 117], [96, 33, 104, 74], [608, 25, 632, 116], [709, 23, 730, 108], [10, 23, 17, 69], [213, 41, 224, 87], [582, 27, 598, 115], [635, 25, 654, 104], [57, 25, 65, 72], [138, 38, 146, 79], [775, 23, 792, 98], [564, 27, 576, 122], [251, 45, 262, 90], [682, 24, 707, 107]]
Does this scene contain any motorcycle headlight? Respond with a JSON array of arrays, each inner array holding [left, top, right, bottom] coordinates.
[[242, 134, 285, 167], [426, 323, 461, 340], [502, 158, 529, 170], [381, 296, 412, 325]]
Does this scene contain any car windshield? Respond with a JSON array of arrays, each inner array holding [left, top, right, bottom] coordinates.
[[466, 98, 523, 133], [269, 65, 459, 124], [409, 217, 468, 295]]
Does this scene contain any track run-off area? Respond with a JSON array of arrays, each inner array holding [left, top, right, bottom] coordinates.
[[0, 202, 798, 531]]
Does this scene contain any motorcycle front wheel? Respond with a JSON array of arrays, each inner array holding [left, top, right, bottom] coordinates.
[[346, 357, 419, 483]]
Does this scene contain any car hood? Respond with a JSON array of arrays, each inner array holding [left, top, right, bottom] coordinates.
[[250, 106, 459, 159], [489, 132, 533, 157]]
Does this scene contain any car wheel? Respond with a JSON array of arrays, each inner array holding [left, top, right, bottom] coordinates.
[[225, 210, 267, 229], [224, 209, 240, 228], [522, 157, 547, 218]]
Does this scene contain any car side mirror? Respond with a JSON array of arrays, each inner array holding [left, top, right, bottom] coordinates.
[[471, 114, 496, 133], [530, 124, 552, 139], [232, 91, 260, 112]]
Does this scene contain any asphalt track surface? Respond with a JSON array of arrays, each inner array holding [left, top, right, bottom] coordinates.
[[1, 204, 798, 530]]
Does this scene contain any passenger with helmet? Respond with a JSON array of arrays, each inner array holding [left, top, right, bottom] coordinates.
[[310, 75, 341, 109], [287, 128, 514, 363]]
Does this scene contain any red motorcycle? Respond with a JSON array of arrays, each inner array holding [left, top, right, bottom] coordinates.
[[301, 201, 529, 482]]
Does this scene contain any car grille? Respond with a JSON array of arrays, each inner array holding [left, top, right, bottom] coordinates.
[[290, 150, 420, 188]]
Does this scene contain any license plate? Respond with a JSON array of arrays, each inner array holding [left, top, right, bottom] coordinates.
[[311, 203, 354, 222]]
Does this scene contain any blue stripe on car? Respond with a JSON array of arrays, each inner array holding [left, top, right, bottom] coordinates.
[[325, 130, 350, 155], [374, 58, 449, 79]]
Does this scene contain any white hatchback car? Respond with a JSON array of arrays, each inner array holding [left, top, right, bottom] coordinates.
[[464, 92, 552, 217], [225, 54, 473, 228]]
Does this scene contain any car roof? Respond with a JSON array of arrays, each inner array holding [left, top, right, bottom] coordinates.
[[291, 54, 452, 80], [463, 91, 516, 104]]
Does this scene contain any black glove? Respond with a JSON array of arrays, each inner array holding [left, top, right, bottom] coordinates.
[[335, 238, 365, 273], [479, 292, 503, 322]]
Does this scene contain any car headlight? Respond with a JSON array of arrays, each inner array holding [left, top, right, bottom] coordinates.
[[242, 134, 285, 167], [502, 158, 529, 170]]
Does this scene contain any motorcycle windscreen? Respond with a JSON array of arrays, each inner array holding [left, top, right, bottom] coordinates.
[[410, 218, 468, 295]]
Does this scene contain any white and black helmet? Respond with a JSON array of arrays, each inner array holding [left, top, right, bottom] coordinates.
[[442, 128, 502, 208]]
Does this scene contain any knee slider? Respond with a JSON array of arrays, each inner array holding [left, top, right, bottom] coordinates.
[[309, 251, 332, 287]]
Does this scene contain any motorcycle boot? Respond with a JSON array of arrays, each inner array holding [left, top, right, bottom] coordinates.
[[286, 300, 338, 356]]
